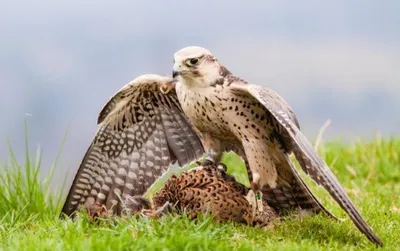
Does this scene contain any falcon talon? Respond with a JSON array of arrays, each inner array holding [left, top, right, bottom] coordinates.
[[196, 158, 215, 167], [216, 163, 227, 172], [195, 160, 203, 166]]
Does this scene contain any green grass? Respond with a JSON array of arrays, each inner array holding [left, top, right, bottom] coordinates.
[[0, 134, 399, 250]]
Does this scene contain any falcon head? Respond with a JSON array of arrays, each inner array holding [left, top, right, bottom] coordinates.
[[172, 46, 229, 87]]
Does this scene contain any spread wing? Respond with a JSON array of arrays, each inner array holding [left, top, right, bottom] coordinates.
[[229, 82, 382, 246], [61, 76, 204, 217]]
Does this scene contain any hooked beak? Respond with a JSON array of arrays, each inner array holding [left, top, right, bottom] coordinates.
[[172, 62, 182, 78]]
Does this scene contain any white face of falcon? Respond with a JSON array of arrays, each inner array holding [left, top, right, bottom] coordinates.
[[173, 46, 222, 88]]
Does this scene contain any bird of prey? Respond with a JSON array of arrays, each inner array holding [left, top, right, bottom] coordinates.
[[169, 46, 382, 246], [60, 46, 381, 246]]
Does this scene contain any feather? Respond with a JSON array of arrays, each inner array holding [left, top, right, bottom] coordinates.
[[230, 83, 382, 246], [60, 75, 204, 217]]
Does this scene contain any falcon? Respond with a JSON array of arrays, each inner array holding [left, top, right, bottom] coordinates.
[[170, 46, 382, 246]]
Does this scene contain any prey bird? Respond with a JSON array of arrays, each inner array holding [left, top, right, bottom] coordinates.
[[60, 46, 381, 246], [122, 163, 279, 228]]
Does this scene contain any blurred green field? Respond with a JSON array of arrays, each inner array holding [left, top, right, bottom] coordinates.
[[0, 135, 399, 250]]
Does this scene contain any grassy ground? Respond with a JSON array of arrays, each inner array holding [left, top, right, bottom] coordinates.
[[0, 136, 399, 250]]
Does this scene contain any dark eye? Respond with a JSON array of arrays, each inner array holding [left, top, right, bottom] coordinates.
[[187, 58, 199, 66]]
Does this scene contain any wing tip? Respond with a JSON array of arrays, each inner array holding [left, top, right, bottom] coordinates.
[[359, 221, 383, 247], [373, 237, 383, 247], [59, 205, 74, 219], [366, 230, 383, 247]]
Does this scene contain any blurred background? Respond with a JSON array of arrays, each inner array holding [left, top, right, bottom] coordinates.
[[1, 1, 399, 185]]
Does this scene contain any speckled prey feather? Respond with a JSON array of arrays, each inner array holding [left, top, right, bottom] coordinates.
[[130, 164, 279, 227]]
